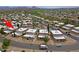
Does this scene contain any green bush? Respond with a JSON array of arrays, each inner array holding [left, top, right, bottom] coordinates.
[[43, 36, 49, 44], [75, 24, 79, 27], [61, 18, 69, 24], [2, 38, 11, 49], [0, 28, 5, 34]]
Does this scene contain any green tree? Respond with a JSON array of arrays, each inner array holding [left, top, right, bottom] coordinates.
[[17, 23, 20, 28], [43, 36, 49, 45], [2, 38, 11, 49], [47, 24, 50, 33], [32, 22, 36, 28], [75, 24, 79, 27], [77, 17, 79, 19], [61, 18, 70, 24], [0, 28, 5, 34]]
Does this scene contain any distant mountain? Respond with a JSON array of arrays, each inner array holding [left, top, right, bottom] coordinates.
[[0, 6, 30, 10], [0, 6, 79, 10]]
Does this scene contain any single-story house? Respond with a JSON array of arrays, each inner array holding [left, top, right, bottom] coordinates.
[[4, 29, 12, 34], [14, 28, 27, 36], [50, 30, 66, 42], [62, 24, 74, 33], [23, 29, 37, 39], [38, 29, 48, 39], [70, 27, 79, 37]]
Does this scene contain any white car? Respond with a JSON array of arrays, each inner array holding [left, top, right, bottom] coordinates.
[[39, 44, 48, 50]]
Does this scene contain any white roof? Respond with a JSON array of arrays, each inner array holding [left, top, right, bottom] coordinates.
[[74, 27, 79, 30], [58, 23, 64, 25], [14, 26, 18, 29], [0, 25, 6, 28], [71, 29, 79, 33], [27, 22, 32, 24], [15, 32, 22, 36], [4, 30, 12, 34], [26, 29, 37, 33], [38, 35, 46, 38], [71, 27, 79, 33], [8, 27, 15, 30], [51, 30, 63, 35], [39, 29, 48, 34], [23, 34, 35, 38], [12, 21, 16, 23], [54, 36, 65, 40], [55, 24, 60, 27], [65, 24, 74, 27], [62, 26, 70, 30], [17, 28, 27, 32], [25, 20, 31, 22], [53, 21, 59, 23]]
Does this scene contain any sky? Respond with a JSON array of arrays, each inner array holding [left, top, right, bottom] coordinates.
[[37, 6, 79, 9], [0, 0, 79, 6]]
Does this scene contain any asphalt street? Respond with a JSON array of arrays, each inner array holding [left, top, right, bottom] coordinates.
[[10, 35, 79, 51], [0, 33, 79, 52]]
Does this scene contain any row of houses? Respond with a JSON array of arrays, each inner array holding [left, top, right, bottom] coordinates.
[[2, 26, 66, 42], [51, 21, 79, 38], [0, 20, 79, 43], [62, 24, 79, 38]]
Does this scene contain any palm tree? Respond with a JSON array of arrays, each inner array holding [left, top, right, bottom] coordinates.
[[17, 23, 20, 28], [47, 24, 50, 33], [32, 22, 36, 28]]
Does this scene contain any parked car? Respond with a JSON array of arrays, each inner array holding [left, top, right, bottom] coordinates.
[[39, 44, 48, 50]]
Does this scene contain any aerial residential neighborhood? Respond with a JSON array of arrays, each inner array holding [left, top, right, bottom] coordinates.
[[0, 6, 79, 52]]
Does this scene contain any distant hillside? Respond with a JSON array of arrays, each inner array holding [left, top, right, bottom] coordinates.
[[0, 6, 79, 10]]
